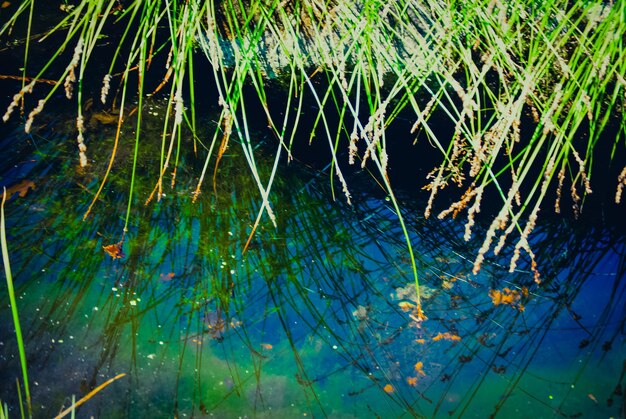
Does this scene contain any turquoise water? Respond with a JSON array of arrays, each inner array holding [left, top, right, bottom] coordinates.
[[0, 106, 624, 418]]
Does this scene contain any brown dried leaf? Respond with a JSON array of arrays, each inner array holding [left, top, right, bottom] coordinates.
[[5, 179, 35, 199], [103, 241, 125, 259]]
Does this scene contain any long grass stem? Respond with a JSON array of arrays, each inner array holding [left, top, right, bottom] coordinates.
[[1, 189, 31, 417]]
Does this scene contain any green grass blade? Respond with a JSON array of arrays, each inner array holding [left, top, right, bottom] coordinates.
[[1, 188, 31, 417]]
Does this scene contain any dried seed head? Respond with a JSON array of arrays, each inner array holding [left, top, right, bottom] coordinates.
[[438, 185, 477, 220], [570, 182, 581, 218], [79, 151, 88, 167], [64, 68, 76, 99], [348, 130, 358, 165], [101, 74, 112, 105], [616, 166, 626, 204], [554, 164, 566, 213], [63, 38, 84, 100], [424, 167, 444, 219], [472, 212, 504, 275], [24, 99, 46, 133], [571, 147, 592, 195], [76, 115, 88, 167], [174, 86, 184, 126], [3, 81, 36, 122], [464, 186, 484, 241]]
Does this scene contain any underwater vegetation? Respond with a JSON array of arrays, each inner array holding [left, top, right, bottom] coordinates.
[[0, 99, 623, 417], [0, 0, 624, 285], [0, 0, 625, 417]]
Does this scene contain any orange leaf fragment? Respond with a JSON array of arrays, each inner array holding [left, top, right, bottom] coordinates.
[[1, 2, 10, 9], [432, 332, 461, 342], [414, 361, 426, 376], [415, 338, 425, 344], [5, 179, 35, 199], [159, 272, 175, 281], [383, 384, 394, 394], [489, 288, 523, 309], [407, 376, 418, 386], [260, 343, 273, 350], [415, 305, 427, 321], [103, 241, 125, 259], [408, 304, 428, 325]]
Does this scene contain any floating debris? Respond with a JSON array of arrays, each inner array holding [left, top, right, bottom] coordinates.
[[414, 361, 426, 376], [352, 304, 369, 320], [204, 311, 226, 340], [103, 241, 125, 259], [398, 301, 416, 312], [394, 283, 436, 303], [4, 179, 36, 200], [432, 332, 461, 342], [488, 287, 526, 311], [203, 311, 242, 341], [159, 272, 175, 282]]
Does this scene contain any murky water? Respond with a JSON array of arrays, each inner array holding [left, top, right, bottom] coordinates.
[[0, 103, 624, 418]]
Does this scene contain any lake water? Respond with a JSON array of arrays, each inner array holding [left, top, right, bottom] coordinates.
[[0, 100, 624, 418]]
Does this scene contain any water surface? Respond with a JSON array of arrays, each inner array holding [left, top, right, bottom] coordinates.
[[0, 105, 624, 418]]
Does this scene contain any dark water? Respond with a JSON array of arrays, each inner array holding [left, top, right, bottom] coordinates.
[[0, 100, 625, 418]]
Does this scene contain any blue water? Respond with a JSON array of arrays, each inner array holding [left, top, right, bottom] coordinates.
[[0, 110, 624, 418]]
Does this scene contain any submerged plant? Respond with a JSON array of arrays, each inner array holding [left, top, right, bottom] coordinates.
[[1, 0, 625, 304], [0, 100, 624, 416]]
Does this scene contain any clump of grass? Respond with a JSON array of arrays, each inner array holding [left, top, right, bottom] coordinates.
[[1, 0, 625, 300]]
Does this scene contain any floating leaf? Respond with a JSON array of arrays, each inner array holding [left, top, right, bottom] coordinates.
[[4, 179, 35, 199], [159, 272, 175, 281], [383, 384, 394, 394], [489, 288, 524, 310], [432, 332, 461, 342], [103, 241, 124, 259], [260, 343, 273, 350], [414, 361, 426, 376]]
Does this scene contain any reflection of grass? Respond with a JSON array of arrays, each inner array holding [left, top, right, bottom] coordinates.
[[2, 185, 129, 418], [1, 189, 31, 417], [53, 374, 126, 419], [5, 0, 624, 301], [0, 115, 624, 416]]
